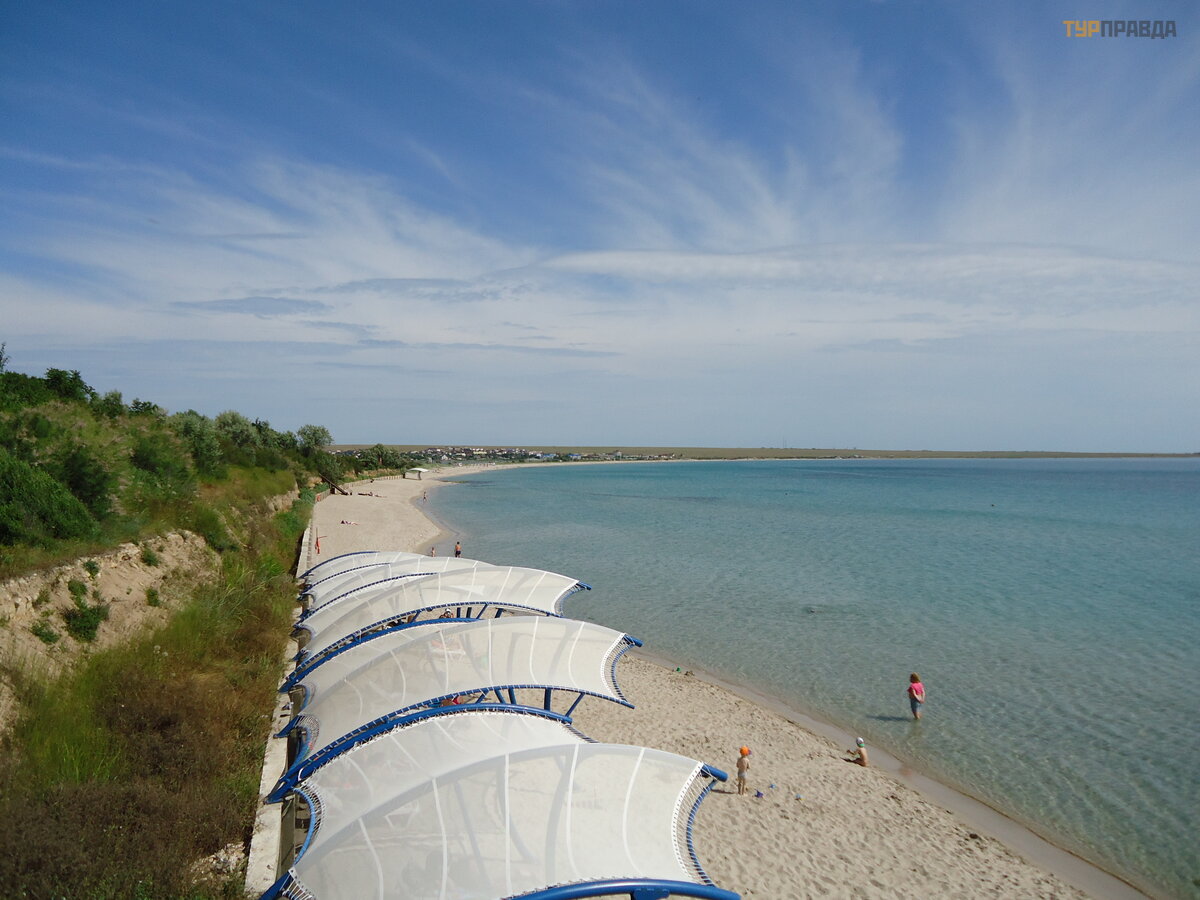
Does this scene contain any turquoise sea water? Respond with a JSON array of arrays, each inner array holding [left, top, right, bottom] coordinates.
[[432, 459, 1200, 899]]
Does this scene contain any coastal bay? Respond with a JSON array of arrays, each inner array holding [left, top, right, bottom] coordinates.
[[300, 461, 1179, 899]]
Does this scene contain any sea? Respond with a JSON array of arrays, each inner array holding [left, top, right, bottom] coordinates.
[[430, 458, 1200, 899]]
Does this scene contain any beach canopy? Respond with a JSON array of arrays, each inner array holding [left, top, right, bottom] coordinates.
[[264, 721, 735, 900], [301, 557, 490, 611], [302, 550, 450, 584], [282, 706, 585, 831], [280, 616, 636, 772], [293, 567, 591, 670]]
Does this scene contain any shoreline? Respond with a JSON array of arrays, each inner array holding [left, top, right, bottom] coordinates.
[[310, 463, 1152, 899], [630, 645, 1148, 900]]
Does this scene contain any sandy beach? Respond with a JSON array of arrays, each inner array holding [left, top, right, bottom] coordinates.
[[300, 465, 1144, 900]]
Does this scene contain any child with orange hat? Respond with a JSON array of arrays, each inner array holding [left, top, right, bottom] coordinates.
[[736, 746, 751, 795]]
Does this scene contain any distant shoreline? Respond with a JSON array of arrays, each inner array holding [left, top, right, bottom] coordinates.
[[332, 445, 1197, 460]]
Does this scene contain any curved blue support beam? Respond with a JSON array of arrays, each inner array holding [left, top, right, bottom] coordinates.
[[261, 876, 736, 900], [257, 873, 288, 900], [270, 676, 631, 796], [509, 879, 739, 900], [300, 550, 375, 579], [266, 703, 576, 803], [608, 636, 641, 705], [684, 778, 722, 888], [280, 618, 475, 691], [700, 765, 728, 782]]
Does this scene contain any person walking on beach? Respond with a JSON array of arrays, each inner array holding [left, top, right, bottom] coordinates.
[[736, 746, 751, 795], [429, 546, 436, 557], [454, 540, 462, 558], [907, 672, 926, 720], [848, 737, 869, 767]]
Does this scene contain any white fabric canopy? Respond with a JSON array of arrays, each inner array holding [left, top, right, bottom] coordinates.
[[302, 558, 489, 610], [284, 741, 717, 900], [289, 617, 632, 764], [302, 550, 447, 585], [294, 708, 585, 841], [296, 567, 587, 665]]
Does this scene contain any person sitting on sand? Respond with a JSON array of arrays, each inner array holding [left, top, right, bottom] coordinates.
[[736, 746, 751, 795], [908, 672, 926, 720], [848, 737, 869, 767]]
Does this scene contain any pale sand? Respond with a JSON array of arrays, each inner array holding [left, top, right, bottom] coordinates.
[[312, 466, 1146, 900]]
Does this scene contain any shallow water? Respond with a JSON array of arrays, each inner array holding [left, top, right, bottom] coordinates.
[[433, 458, 1200, 899]]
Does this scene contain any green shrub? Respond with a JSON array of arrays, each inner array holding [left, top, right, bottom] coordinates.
[[139, 546, 160, 567], [67, 579, 87, 602], [83, 559, 100, 578], [189, 504, 234, 551], [145, 587, 160, 607], [0, 447, 97, 545], [51, 444, 116, 520], [129, 434, 193, 500], [63, 592, 108, 642], [31, 620, 60, 645], [34, 587, 50, 608]]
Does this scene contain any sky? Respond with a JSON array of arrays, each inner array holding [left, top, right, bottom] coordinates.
[[2, 1, 1197, 451]]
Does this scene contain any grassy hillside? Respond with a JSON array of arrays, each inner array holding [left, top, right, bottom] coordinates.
[[0, 356, 410, 580], [0, 354, 406, 897]]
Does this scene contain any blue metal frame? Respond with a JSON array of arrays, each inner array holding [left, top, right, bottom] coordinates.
[[269, 704, 574, 802], [301, 574, 588, 622], [685, 778, 721, 887], [270, 672, 638, 801], [262, 874, 738, 900], [607, 635, 642, 705], [281, 618, 473, 690], [289, 588, 583, 673], [304, 561, 438, 591], [299, 572, 443, 619], [300, 550, 375, 579], [504, 879, 739, 899]]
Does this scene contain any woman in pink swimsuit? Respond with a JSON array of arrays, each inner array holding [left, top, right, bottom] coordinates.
[[907, 673, 925, 719]]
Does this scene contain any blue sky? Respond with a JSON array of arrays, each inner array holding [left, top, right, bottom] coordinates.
[[2, 1, 1197, 451]]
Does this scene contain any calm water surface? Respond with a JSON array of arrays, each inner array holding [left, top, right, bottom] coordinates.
[[433, 459, 1200, 899]]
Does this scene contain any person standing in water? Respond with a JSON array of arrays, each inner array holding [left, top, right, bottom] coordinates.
[[454, 541, 462, 558], [907, 673, 926, 719]]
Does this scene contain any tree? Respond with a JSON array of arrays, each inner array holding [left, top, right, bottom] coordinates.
[[297, 424, 332, 455], [214, 410, 260, 448], [93, 390, 125, 419], [171, 411, 226, 477], [128, 399, 163, 417], [44, 368, 96, 403], [51, 443, 116, 520], [314, 450, 344, 484]]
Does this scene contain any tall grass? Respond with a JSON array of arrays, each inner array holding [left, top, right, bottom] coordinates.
[[0, 488, 311, 898]]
